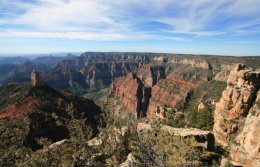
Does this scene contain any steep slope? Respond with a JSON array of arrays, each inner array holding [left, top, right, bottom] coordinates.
[[112, 64, 201, 119], [213, 64, 260, 166], [43, 64, 88, 94], [1, 53, 260, 96], [82, 61, 140, 91], [112, 64, 165, 118], [0, 75, 102, 150]]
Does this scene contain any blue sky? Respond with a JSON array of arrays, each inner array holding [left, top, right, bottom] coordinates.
[[0, 0, 260, 56]]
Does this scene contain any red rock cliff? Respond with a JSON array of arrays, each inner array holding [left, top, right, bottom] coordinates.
[[112, 65, 199, 119]]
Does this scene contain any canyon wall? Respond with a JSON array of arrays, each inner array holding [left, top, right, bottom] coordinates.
[[2, 53, 259, 95], [112, 65, 166, 118], [82, 62, 140, 90], [112, 64, 199, 119], [147, 73, 199, 118], [213, 64, 260, 166]]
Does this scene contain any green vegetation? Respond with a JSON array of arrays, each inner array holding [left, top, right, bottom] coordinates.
[[0, 118, 31, 166], [189, 104, 214, 130], [185, 80, 226, 130], [165, 63, 214, 82], [165, 80, 226, 130], [0, 83, 31, 109], [0, 69, 230, 166], [84, 88, 110, 106], [0, 84, 104, 166]]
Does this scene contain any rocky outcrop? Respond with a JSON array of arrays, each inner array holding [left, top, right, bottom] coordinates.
[[0, 83, 103, 150], [82, 61, 140, 90], [137, 123, 215, 150], [153, 56, 210, 69], [31, 70, 45, 87], [229, 90, 260, 166], [214, 64, 235, 82], [43, 64, 88, 91], [213, 64, 260, 166], [112, 64, 199, 119], [170, 58, 210, 69], [136, 65, 166, 86], [147, 73, 198, 118], [112, 72, 152, 118]]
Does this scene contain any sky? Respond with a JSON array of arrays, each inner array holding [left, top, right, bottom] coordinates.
[[0, 0, 260, 56]]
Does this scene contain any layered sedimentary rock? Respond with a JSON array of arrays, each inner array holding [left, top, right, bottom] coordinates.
[[112, 64, 166, 118], [153, 56, 210, 69], [136, 64, 166, 86], [170, 58, 210, 69], [147, 73, 198, 118], [137, 123, 215, 150], [43, 64, 88, 90], [112, 64, 199, 119], [62, 52, 150, 70], [112, 72, 151, 118], [82, 61, 140, 90], [213, 64, 260, 166]]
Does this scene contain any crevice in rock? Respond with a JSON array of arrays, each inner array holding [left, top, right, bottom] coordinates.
[[132, 72, 152, 118]]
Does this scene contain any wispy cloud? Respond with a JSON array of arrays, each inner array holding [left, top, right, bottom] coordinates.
[[0, 0, 260, 41], [0, 31, 125, 40]]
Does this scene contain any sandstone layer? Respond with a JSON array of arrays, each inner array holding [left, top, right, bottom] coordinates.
[[213, 64, 260, 166], [112, 72, 152, 118], [112, 64, 199, 119]]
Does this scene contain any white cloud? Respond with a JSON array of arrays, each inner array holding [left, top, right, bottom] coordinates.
[[0, 0, 259, 40], [0, 30, 193, 42], [0, 31, 125, 40]]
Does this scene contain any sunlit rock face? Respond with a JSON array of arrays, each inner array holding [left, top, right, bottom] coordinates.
[[112, 72, 152, 118], [31, 70, 45, 87], [213, 64, 260, 166], [112, 63, 200, 119]]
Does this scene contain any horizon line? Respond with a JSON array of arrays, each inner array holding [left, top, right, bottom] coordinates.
[[0, 51, 260, 57]]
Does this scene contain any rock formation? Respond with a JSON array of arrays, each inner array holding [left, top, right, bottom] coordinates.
[[137, 123, 215, 151], [229, 90, 260, 166], [213, 64, 260, 166], [31, 70, 45, 87], [170, 58, 210, 69], [112, 72, 152, 118], [112, 64, 199, 119], [136, 65, 166, 86], [153, 56, 210, 69], [0, 82, 103, 150], [214, 64, 235, 82], [42, 64, 88, 91], [147, 73, 198, 118], [82, 61, 140, 90]]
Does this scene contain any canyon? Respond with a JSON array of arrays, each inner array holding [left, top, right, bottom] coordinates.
[[1, 53, 259, 95], [0, 53, 260, 166]]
